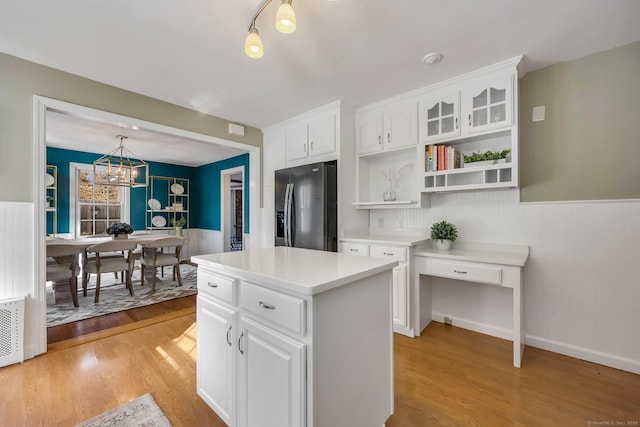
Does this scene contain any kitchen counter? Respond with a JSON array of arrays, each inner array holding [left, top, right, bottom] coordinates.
[[414, 241, 529, 266], [340, 228, 431, 246], [191, 246, 398, 296]]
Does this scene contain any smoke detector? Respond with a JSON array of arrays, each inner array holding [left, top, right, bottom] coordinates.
[[422, 52, 443, 65]]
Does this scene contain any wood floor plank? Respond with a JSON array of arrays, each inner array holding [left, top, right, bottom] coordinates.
[[2, 300, 639, 426]]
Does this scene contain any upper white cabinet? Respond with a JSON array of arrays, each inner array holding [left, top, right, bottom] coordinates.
[[356, 100, 418, 155], [354, 56, 521, 203], [285, 109, 336, 162], [462, 74, 513, 134], [419, 90, 461, 143]]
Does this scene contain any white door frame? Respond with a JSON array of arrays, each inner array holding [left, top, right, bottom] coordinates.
[[33, 96, 261, 357], [221, 166, 245, 252]]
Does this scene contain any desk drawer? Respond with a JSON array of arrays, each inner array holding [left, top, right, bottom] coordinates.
[[426, 259, 502, 286], [340, 242, 370, 257], [370, 245, 408, 263], [197, 268, 238, 305], [241, 282, 306, 335]]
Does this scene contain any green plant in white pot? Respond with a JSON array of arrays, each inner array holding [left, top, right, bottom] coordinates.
[[430, 220, 458, 251], [171, 216, 186, 237]]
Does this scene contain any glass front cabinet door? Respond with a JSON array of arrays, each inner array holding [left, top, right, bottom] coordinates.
[[462, 75, 513, 133], [419, 90, 461, 142]]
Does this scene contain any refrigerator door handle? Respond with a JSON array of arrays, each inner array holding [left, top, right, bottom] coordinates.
[[286, 183, 294, 246], [283, 183, 291, 246]]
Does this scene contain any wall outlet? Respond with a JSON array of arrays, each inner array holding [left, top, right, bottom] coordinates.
[[444, 316, 453, 325]]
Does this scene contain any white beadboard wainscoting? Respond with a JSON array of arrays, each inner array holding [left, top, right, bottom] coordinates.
[[0, 202, 41, 360], [370, 190, 640, 374]]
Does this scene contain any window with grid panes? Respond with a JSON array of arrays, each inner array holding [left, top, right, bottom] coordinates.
[[77, 169, 126, 236]]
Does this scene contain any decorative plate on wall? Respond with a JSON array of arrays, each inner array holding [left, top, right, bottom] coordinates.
[[148, 199, 161, 210], [151, 215, 166, 227], [170, 183, 184, 195], [45, 173, 55, 187]]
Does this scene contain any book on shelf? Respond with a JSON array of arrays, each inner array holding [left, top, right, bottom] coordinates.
[[425, 144, 463, 172]]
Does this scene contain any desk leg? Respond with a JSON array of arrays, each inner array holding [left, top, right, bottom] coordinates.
[[414, 257, 432, 336], [513, 276, 525, 368]]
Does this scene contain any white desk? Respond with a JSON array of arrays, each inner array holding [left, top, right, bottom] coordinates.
[[414, 242, 529, 367]]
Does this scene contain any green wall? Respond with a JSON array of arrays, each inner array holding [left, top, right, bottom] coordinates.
[[519, 41, 640, 202], [0, 52, 262, 203]]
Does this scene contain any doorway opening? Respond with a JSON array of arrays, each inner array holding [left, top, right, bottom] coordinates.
[[221, 166, 245, 252]]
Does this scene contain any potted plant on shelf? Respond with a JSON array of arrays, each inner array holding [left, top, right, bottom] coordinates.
[[430, 220, 458, 251], [463, 149, 511, 167], [171, 216, 186, 237], [105, 222, 134, 239]]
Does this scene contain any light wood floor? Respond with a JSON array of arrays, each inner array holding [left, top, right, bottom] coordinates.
[[2, 306, 639, 426]]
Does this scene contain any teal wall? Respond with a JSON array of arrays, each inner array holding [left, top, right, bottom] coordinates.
[[46, 147, 248, 234], [194, 154, 250, 233]]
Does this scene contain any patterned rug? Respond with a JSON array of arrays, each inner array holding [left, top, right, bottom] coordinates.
[[75, 393, 172, 427], [47, 264, 198, 328]]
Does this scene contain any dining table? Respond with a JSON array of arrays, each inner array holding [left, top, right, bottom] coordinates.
[[46, 233, 188, 299]]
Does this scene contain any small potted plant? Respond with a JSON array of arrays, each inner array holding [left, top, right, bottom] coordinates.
[[171, 216, 186, 237], [105, 222, 134, 239], [430, 220, 458, 251]]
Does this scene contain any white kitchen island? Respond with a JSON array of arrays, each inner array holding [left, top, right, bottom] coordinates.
[[192, 247, 398, 427]]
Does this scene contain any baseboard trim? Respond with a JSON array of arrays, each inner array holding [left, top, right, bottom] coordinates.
[[525, 334, 640, 375], [431, 311, 513, 341], [429, 312, 640, 375]]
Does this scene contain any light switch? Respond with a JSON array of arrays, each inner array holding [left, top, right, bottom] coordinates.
[[532, 106, 546, 122]]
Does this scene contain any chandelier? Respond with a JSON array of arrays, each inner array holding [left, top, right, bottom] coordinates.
[[93, 135, 148, 188], [245, 0, 334, 59]]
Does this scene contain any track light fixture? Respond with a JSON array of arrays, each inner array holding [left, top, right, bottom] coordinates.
[[245, 0, 333, 59]]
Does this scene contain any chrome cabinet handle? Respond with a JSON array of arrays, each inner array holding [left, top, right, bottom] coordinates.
[[207, 282, 218, 288], [303, 143, 307, 151], [454, 270, 468, 274], [387, 132, 391, 143], [455, 117, 458, 129], [310, 141, 314, 150], [226, 325, 232, 347], [238, 331, 245, 355], [378, 135, 381, 145], [349, 248, 359, 252], [383, 252, 395, 256], [468, 114, 472, 126], [259, 301, 276, 310]]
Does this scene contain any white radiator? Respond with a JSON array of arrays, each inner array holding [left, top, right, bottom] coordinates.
[[0, 296, 25, 367]]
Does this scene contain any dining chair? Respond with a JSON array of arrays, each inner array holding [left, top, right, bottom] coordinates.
[[140, 237, 185, 291], [83, 240, 139, 303], [46, 244, 85, 307]]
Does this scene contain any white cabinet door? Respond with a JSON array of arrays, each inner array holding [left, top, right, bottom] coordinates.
[[420, 90, 461, 142], [197, 296, 237, 426], [383, 101, 418, 149], [392, 264, 409, 330], [308, 110, 336, 157], [285, 121, 309, 161], [462, 74, 513, 134], [237, 318, 306, 427], [356, 109, 383, 154]]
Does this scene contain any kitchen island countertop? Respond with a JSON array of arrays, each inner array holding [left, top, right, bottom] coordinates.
[[192, 246, 398, 296]]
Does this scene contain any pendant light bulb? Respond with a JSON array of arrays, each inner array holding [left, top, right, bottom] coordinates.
[[275, 1, 296, 34], [245, 27, 264, 58]]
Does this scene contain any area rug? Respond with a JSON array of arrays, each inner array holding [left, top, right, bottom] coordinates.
[[75, 393, 172, 427], [47, 264, 197, 328]]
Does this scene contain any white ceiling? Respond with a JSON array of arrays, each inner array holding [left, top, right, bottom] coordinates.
[[1, 0, 639, 162]]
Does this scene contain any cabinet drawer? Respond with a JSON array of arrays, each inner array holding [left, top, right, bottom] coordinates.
[[426, 258, 502, 286], [340, 242, 370, 256], [370, 245, 408, 263], [241, 282, 306, 335], [198, 268, 238, 305]]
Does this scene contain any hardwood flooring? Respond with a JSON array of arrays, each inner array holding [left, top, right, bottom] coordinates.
[[2, 300, 638, 426]]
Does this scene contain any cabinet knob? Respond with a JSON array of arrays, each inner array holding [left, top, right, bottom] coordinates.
[[259, 301, 276, 310], [226, 325, 232, 346]]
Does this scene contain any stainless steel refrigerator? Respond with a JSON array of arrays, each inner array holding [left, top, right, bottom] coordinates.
[[275, 160, 337, 251]]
